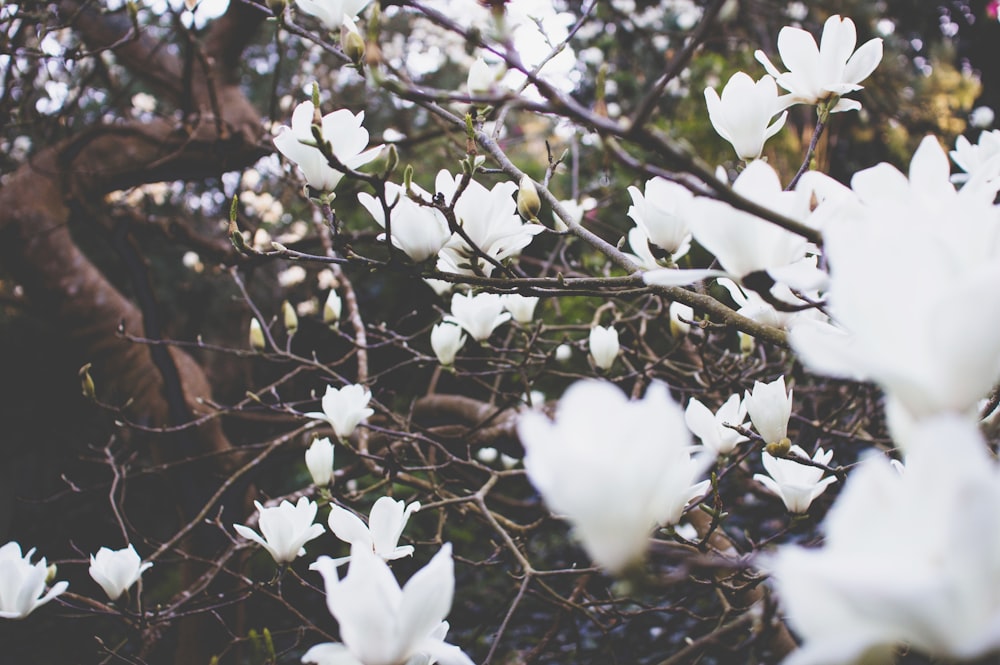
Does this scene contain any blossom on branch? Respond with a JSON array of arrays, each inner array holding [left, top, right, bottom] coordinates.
[[684, 393, 749, 455], [626, 176, 692, 256], [293, 0, 371, 32], [588, 325, 619, 371], [430, 320, 467, 366], [0, 542, 67, 619], [88, 544, 152, 601], [327, 496, 420, 562], [358, 182, 451, 262], [704, 72, 788, 160], [305, 384, 375, 440], [745, 375, 793, 447], [234, 497, 325, 565], [753, 446, 836, 513], [305, 437, 336, 487], [445, 291, 510, 342]]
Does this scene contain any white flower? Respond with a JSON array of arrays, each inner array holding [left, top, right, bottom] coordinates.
[[950, 129, 1000, 183], [754, 445, 836, 513], [430, 321, 467, 366], [88, 544, 152, 601], [684, 393, 749, 455], [669, 301, 694, 337], [306, 543, 474, 665], [434, 171, 544, 277], [234, 497, 325, 565], [305, 384, 375, 440], [323, 289, 342, 324], [704, 73, 788, 160], [358, 182, 451, 262], [0, 542, 68, 619], [501, 293, 539, 324], [626, 177, 693, 255], [970, 105, 995, 129], [445, 291, 510, 342], [671, 161, 812, 280], [551, 197, 596, 232], [588, 325, 619, 371], [755, 14, 883, 112], [768, 416, 1000, 664], [273, 101, 383, 193], [467, 57, 495, 95], [294, 0, 370, 31], [305, 437, 335, 487], [554, 343, 572, 363], [518, 380, 712, 574], [744, 375, 793, 445], [327, 496, 420, 562]]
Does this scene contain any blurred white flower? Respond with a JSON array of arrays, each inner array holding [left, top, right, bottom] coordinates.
[[430, 321, 467, 366], [626, 177, 693, 255], [501, 294, 539, 324], [755, 14, 883, 112], [89, 544, 152, 601], [669, 301, 694, 337], [745, 375, 793, 446], [685, 393, 749, 455], [358, 182, 451, 262], [274, 101, 382, 194], [950, 129, 1000, 183], [294, 0, 370, 31], [970, 105, 995, 129], [754, 445, 836, 513], [518, 380, 712, 573], [467, 57, 495, 95], [323, 289, 342, 324], [554, 343, 572, 363], [445, 292, 510, 342], [305, 384, 375, 440], [233, 497, 325, 565], [551, 197, 596, 232], [327, 496, 420, 562], [306, 543, 474, 665], [588, 325, 619, 371], [0, 542, 68, 619], [768, 416, 1000, 663], [305, 437, 335, 487], [704, 73, 788, 160], [278, 265, 308, 287]]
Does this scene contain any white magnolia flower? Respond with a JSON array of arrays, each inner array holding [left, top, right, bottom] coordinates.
[[669, 301, 694, 337], [445, 291, 510, 342], [551, 197, 596, 232], [88, 544, 152, 602], [588, 325, 619, 371], [467, 57, 495, 95], [648, 161, 812, 285], [0, 542, 68, 619], [790, 136, 1000, 429], [754, 445, 836, 513], [970, 105, 995, 129], [305, 384, 375, 440], [327, 496, 420, 562], [305, 437, 335, 487], [306, 543, 474, 665], [626, 176, 693, 255], [704, 72, 788, 160], [518, 380, 712, 574], [768, 416, 1000, 664], [744, 375, 793, 446], [234, 497, 326, 565], [274, 101, 383, 193], [430, 321, 467, 366], [755, 14, 883, 112], [950, 129, 1000, 184], [685, 393, 749, 455], [434, 171, 544, 276], [323, 289, 342, 324], [501, 293, 540, 324], [294, 0, 370, 31], [358, 182, 451, 262]]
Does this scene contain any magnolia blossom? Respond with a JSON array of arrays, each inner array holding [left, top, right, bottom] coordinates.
[[305, 384, 375, 440], [669, 301, 693, 337], [626, 176, 692, 256], [755, 14, 883, 112], [430, 321, 467, 366], [685, 393, 749, 455], [327, 496, 420, 562], [234, 497, 325, 565], [305, 437, 335, 487], [89, 545, 152, 602], [466, 57, 495, 95], [754, 446, 836, 513], [790, 136, 1000, 430], [704, 72, 788, 160], [434, 171, 544, 276], [588, 325, 619, 371], [358, 181, 451, 262], [294, 0, 370, 31], [768, 416, 1000, 664], [645, 161, 813, 284], [445, 291, 510, 342], [0, 542, 68, 619], [970, 105, 995, 129], [745, 376, 793, 446], [274, 101, 383, 193], [501, 294, 540, 324], [518, 380, 712, 574], [323, 289, 342, 324], [950, 129, 1000, 183], [306, 543, 474, 665]]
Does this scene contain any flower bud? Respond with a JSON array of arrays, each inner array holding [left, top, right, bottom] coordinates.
[[249, 318, 266, 350], [79, 363, 96, 400], [282, 300, 298, 334], [324, 289, 342, 325], [516, 175, 541, 223], [555, 343, 572, 363], [342, 17, 366, 66], [305, 437, 335, 487], [589, 325, 619, 371], [467, 57, 493, 95]]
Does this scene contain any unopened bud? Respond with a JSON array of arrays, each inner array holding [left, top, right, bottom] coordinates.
[[323, 290, 342, 325], [249, 318, 266, 350], [46, 563, 58, 585], [516, 175, 541, 222], [282, 300, 299, 334], [342, 17, 366, 66], [79, 363, 96, 400], [764, 437, 792, 457]]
